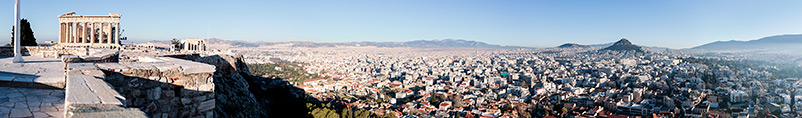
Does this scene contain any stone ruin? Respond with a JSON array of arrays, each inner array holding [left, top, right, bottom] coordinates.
[[65, 56, 216, 118], [0, 45, 221, 117]]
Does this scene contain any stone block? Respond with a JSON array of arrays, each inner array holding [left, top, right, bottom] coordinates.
[[42, 106, 59, 112], [174, 61, 216, 75], [147, 88, 162, 100], [67, 63, 97, 71], [41, 51, 59, 58], [133, 99, 146, 107], [0, 76, 13, 81], [33, 112, 48, 118], [66, 74, 101, 104], [96, 63, 129, 72], [67, 104, 148, 118], [12, 77, 33, 82], [81, 74, 124, 105], [82, 69, 106, 78], [165, 90, 175, 98], [61, 55, 83, 63], [158, 99, 169, 105], [159, 103, 171, 112], [152, 113, 162, 118], [130, 89, 142, 97], [138, 56, 166, 62], [126, 63, 157, 71], [10, 108, 32, 118], [181, 98, 192, 105], [193, 96, 206, 103], [154, 64, 181, 72], [197, 100, 214, 112], [197, 83, 214, 92]]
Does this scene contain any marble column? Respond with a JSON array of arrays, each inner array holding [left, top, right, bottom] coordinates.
[[65, 23, 68, 43], [103, 23, 108, 44], [78, 23, 83, 43], [101, 23, 106, 44], [82, 23, 87, 43], [68, 23, 73, 43], [71, 22, 76, 43], [69, 22, 74, 43], [114, 23, 120, 44], [75, 23, 79, 43], [64, 23, 68, 43], [74, 23, 78, 43], [89, 23, 94, 44], [83, 22, 89, 43], [107, 23, 112, 44], [59, 23, 64, 43], [82, 22, 87, 43], [93, 22, 98, 43], [73, 23, 77, 43]]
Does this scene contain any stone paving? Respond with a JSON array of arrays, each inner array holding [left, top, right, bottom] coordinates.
[[0, 56, 65, 88], [0, 87, 65, 118]]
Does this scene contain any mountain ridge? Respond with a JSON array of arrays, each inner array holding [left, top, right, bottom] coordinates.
[[692, 34, 802, 50], [601, 38, 643, 52], [204, 38, 528, 49], [557, 43, 591, 48]]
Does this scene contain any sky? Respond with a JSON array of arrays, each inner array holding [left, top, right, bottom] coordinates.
[[1, 0, 802, 49]]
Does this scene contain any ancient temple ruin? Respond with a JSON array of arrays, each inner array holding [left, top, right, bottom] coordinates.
[[181, 38, 206, 51], [57, 12, 121, 47]]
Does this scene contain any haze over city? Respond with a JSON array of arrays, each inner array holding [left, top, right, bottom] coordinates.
[[3, 0, 802, 48]]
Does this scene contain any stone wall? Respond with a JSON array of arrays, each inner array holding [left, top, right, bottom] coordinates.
[[95, 57, 216, 118], [24, 46, 91, 57], [0, 46, 94, 57], [103, 71, 214, 118], [0, 46, 120, 62], [0, 46, 12, 56], [65, 63, 147, 118]]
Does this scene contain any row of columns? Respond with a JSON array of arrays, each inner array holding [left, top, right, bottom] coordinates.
[[59, 22, 120, 45], [184, 42, 206, 51]]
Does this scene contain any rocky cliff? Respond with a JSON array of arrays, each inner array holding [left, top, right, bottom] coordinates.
[[189, 54, 269, 117], [188, 54, 310, 117]]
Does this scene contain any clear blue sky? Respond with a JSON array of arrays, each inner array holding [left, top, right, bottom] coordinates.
[[2, 0, 802, 48]]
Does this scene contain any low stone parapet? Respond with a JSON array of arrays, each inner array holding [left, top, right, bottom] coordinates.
[[65, 63, 147, 118], [94, 56, 216, 118]]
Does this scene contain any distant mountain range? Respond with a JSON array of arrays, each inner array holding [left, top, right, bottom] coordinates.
[[691, 34, 802, 50], [163, 34, 802, 51], [204, 38, 526, 49], [555, 38, 667, 51]]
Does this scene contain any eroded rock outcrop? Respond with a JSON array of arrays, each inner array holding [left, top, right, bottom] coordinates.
[[191, 54, 269, 117]]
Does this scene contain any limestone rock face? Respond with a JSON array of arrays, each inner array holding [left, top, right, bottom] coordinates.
[[191, 54, 268, 118]]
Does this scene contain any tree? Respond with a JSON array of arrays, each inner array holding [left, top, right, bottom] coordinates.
[[450, 94, 463, 108], [10, 19, 37, 46], [430, 93, 447, 106], [171, 38, 181, 49], [380, 113, 397, 118]]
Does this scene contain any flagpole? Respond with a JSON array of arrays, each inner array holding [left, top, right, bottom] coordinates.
[[13, 0, 24, 63]]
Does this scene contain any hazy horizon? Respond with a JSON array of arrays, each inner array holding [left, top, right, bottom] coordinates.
[[3, 0, 802, 48]]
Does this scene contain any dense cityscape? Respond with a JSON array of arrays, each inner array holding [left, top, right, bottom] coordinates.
[[3, 1, 802, 118], [227, 39, 802, 118]]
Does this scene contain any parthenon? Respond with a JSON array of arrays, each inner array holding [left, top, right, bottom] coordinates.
[[58, 12, 121, 47]]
